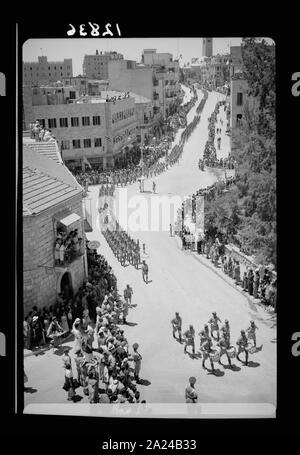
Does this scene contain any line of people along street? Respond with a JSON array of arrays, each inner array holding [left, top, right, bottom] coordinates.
[[70, 86, 200, 191]]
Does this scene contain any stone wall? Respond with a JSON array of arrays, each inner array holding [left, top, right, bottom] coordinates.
[[23, 194, 87, 313]]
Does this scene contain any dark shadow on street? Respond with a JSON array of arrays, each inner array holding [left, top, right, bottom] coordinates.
[[247, 361, 260, 368], [146, 279, 153, 284], [270, 339, 277, 343], [24, 387, 38, 394], [33, 350, 46, 356], [223, 363, 241, 372], [53, 345, 73, 356], [125, 321, 138, 327], [73, 394, 84, 402], [138, 378, 151, 386], [208, 368, 224, 377], [187, 352, 197, 359]]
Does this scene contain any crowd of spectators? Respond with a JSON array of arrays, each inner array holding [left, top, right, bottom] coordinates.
[[54, 228, 84, 265], [105, 91, 131, 103], [29, 121, 56, 142], [24, 244, 146, 403], [201, 237, 277, 312], [202, 100, 226, 165], [174, 172, 277, 313]]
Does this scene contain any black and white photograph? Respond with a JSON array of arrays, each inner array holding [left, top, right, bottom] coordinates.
[[21, 36, 277, 418]]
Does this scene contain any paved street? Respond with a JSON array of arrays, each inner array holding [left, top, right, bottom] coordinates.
[[24, 88, 276, 409]]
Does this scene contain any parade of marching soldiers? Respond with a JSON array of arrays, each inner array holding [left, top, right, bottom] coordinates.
[[24, 49, 276, 409], [171, 311, 261, 374]]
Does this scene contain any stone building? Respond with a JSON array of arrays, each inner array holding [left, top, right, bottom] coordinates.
[[23, 140, 87, 313], [23, 90, 137, 169], [202, 38, 213, 57], [83, 50, 123, 80], [108, 53, 180, 119], [23, 56, 73, 86]]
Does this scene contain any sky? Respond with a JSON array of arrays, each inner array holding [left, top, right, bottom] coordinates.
[[23, 37, 248, 76]]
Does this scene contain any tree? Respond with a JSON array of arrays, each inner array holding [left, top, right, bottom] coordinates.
[[205, 38, 276, 266]]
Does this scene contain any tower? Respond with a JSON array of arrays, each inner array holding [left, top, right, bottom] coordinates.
[[202, 38, 213, 57]]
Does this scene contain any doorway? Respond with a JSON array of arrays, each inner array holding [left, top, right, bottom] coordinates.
[[60, 272, 73, 301]]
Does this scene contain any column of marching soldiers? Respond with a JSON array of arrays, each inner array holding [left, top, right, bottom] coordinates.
[[97, 86, 207, 283], [98, 185, 149, 284], [171, 311, 262, 374]]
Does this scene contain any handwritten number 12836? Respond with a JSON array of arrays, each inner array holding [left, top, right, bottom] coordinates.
[[67, 23, 121, 37]]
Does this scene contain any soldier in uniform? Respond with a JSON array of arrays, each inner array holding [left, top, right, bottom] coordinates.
[[185, 376, 198, 403], [224, 319, 231, 344], [198, 329, 208, 350], [201, 336, 215, 372], [246, 320, 258, 347], [217, 327, 233, 368], [142, 260, 149, 283], [236, 330, 249, 366], [203, 324, 210, 340], [131, 343, 143, 383], [208, 312, 222, 341], [171, 312, 182, 342], [183, 325, 195, 355]]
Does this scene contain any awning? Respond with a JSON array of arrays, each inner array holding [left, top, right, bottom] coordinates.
[[54, 211, 81, 227]]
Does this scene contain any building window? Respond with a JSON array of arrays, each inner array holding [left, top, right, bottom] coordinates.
[[94, 138, 102, 147], [61, 140, 70, 150], [72, 139, 81, 149], [83, 139, 91, 148], [71, 117, 79, 127], [236, 114, 242, 127], [48, 118, 57, 129], [82, 116, 90, 126], [37, 119, 45, 128], [59, 118, 68, 128], [93, 115, 101, 125], [237, 92, 243, 106]]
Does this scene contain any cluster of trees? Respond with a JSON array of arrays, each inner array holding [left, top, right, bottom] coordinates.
[[205, 38, 276, 266]]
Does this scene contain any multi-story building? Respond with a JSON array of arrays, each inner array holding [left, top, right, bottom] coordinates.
[[83, 50, 123, 80], [23, 138, 87, 312], [229, 46, 243, 78], [229, 44, 275, 134], [108, 59, 154, 100], [128, 92, 154, 145], [108, 51, 181, 119], [202, 38, 213, 57], [23, 88, 137, 169], [142, 49, 173, 67], [207, 54, 231, 89], [229, 72, 257, 152], [142, 50, 180, 118], [23, 56, 73, 86]]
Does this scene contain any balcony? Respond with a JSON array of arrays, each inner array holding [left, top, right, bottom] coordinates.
[[54, 244, 85, 270]]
